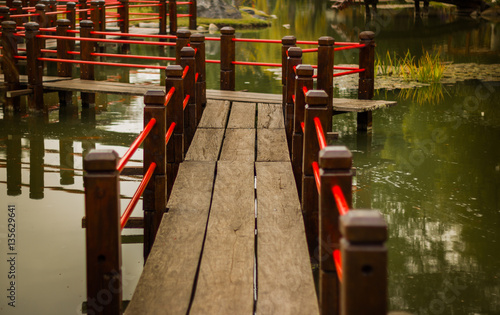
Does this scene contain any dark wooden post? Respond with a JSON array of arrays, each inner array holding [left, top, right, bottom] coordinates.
[[98, 0, 106, 31], [35, 4, 47, 28], [220, 26, 235, 91], [281, 35, 296, 112], [48, 0, 57, 27], [165, 65, 184, 198], [175, 29, 190, 64], [25, 22, 45, 112], [284, 46, 302, 154], [0, 7, 11, 25], [143, 90, 167, 261], [90, 1, 100, 30], [158, 0, 166, 35], [317, 36, 335, 132], [80, 20, 96, 107], [180, 46, 196, 154], [29, 0, 36, 8], [318, 146, 353, 315], [57, 19, 74, 106], [190, 33, 206, 121], [340, 210, 387, 315], [188, 0, 196, 30], [168, 0, 177, 37], [291, 64, 313, 197], [118, 0, 129, 33], [66, 2, 76, 30], [302, 89, 329, 256], [1, 21, 21, 112], [357, 31, 375, 131], [83, 150, 122, 315], [79, 0, 88, 21], [12, 1, 24, 27]]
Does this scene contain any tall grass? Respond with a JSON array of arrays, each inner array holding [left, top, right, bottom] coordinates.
[[376, 49, 446, 83]]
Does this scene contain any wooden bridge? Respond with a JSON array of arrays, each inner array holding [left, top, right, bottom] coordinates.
[[1, 3, 395, 314]]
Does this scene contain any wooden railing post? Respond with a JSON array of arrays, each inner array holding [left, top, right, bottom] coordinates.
[[302, 89, 329, 256], [165, 65, 184, 199], [48, 0, 57, 27], [90, 0, 100, 30], [188, 0, 196, 30], [357, 31, 375, 131], [83, 149, 122, 315], [118, 0, 129, 33], [1, 21, 20, 112], [79, 0, 88, 21], [35, 4, 47, 28], [66, 1, 76, 30], [0, 6, 11, 25], [317, 36, 335, 132], [80, 20, 96, 107], [175, 29, 190, 64], [284, 46, 302, 153], [190, 33, 206, 121], [12, 1, 24, 27], [143, 90, 167, 261], [281, 35, 296, 113], [57, 19, 74, 106], [220, 26, 235, 91], [291, 64, 313, 197], [25, 22, 45, 112], [98, 0, 106, 31], [340, 210, 387, 315], [180, 46, 196, 154], [158, 0, 166, 35], [318, 146, 353, 315], [168, 0, 177, 37]]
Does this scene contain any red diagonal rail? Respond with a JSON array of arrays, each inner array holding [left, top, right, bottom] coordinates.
[[117, 118, 156, 172], [333, 249, 342, 282], [332, 185, 349, 216]]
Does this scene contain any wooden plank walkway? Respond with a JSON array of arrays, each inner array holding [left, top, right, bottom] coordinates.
[[125, 99, 319, 315]]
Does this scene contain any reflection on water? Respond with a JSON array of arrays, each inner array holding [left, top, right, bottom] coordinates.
[[1, 1, 500, 314]]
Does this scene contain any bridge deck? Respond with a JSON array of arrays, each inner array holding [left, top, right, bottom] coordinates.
[[124, 99, 319, 315]]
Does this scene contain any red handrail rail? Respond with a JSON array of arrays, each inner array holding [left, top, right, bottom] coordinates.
[[164, 87, 175, 106], [313, 117, 326, 150], [182, 65, 189, 79], [333, 249, 342, 282], [183, 95, 190, 109], [332, 185, 349, 216], [117, 118, 156, 172], [165, 122, 176, 144], [120, 162, 156, 230], [312, 161, 321, 194]]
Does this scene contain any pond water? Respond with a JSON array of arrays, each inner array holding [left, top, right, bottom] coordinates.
[[1, 1, 499, 314]]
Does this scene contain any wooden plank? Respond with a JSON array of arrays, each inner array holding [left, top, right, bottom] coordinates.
[[257, 103, 285, 129], [333, 98, 397, 112], [257, 128, 289, 162], [219, 129, 255, 162], [255, 162, 319, 315], [227, 102, 256, 129], [125, 161, 216, 315], [198, 100, 230, 129], [43, 79, 152, 95], [185, 128, 225, 161], [206, 89, 282, 104], [190, 161, 255, 315]]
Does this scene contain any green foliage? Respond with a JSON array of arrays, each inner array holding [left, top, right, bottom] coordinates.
[[178, 12, 271, 28], [376, 49, 447, 83]]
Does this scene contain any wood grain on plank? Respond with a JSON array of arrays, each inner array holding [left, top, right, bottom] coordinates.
[[219, 129, 255, 162], [190, 161, 255, 315], [227, 102, 256, 129], [125, 161, 216, 315], [198, 100, 230, 128], [257, 103, 284, 129], [256, 162, 319, 315], [257, 128, 289, 162], [185, 128, 225, 161]]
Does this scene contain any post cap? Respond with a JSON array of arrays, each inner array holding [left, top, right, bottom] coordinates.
[[177, 29, 191, 38], [287, 46, 302, 58], [90, 0, 100, 5], [56, 19, 71, 27], [359, 31, 375, 41], [144, 90, 166, 105], [305, 90, 328, 105], [66, 2, 76, 8], [340, 210, 387, 243], [318, 36, 335, 46], [319, 146, 352, 169], [0, 6, 10, 13], [190, 33, 205, 42], [282, 35, 296, 45], [80, 20, 94, 28], [35, 3, 46, 10], [181, 46, 195, 57], [1, 21, 17, 30], [12, 0, 22, 5], [24, 22, 40, 31], [295, 64, 314, 77], [84, 150, 119, 171], [220, 26, 235, 35], [166, 64, 184, 77]]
